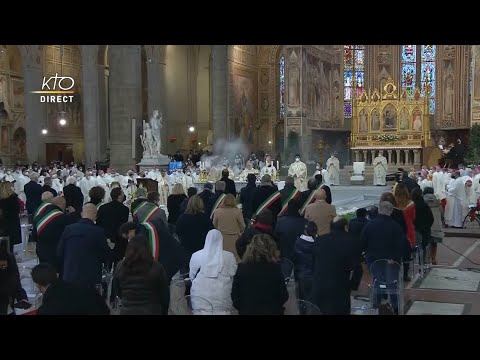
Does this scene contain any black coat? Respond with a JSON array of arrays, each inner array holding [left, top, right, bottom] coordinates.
[[208, 191, 225, 218], [113, 261, 170, 315], [96, 200, 130, 262], [36, 279, 110, 315], [176, 212, 214, 260], [57, 218, 110, 287], [293, 236, 315, 281], [348, 217, 369, 256], [221, 176, 237, 196], [24, 181, 43, 215], [137, 219, 187, 283], [41, 185, 57, 197], [236, 225, 279, 260], [63, 184, 84, 214], [240, 183, 257, 221], [198, 189, 214, 215], [251, 185, 281, 220], [0, 194, 21, 249], [0, 253, 27, 315], [231, 262, 288, 315], [33, 204, 77, 270], [167, 194, 187, 224], [413, 198, 434, 245], [279, 184, 296, 205], [274, 215, 306, 261], [311, 229, 354, 315], [401, 176, 420, 194]]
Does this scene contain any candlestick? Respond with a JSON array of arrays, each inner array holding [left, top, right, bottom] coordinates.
[[276, 160, 279, 170]]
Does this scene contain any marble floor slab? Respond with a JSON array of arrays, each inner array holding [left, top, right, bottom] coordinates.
[[417, 268, 480, 292], [407, 301, 465, 315]]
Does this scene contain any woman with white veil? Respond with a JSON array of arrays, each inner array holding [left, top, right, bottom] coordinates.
[[189, 229, 237, 314]]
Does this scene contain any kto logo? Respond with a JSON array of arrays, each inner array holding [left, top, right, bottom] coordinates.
[[31, 73, 75, 103]]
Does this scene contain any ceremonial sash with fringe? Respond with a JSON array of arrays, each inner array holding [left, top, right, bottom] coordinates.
[[278, 188, 301, 217], [300, 184, 323, 215], [96, 202, 105, 210], [210, 193, 226, 219], [132, 200, 147, 217], [36, 209, 64, 235], [142, 222, 159, 261], [34, 201, 50, 219], [254, 191, 281, 217], [143, 205, 160, 222]]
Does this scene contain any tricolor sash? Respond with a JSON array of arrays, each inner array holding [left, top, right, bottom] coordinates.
[[143, 205, 160, 222], [132, 200, 147, 217], [254, 191, 282, 217], [278, 188, 301, 217], [300, 184, 323, 215], [142, 222, 159, 261], [210, 193, 226, 219], [34, 201, 50, 219], [36, 209, 64, 235], [96, 202, 105, 210]]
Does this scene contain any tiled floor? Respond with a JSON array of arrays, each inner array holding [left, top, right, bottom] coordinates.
[[406, 301, 465, 315]]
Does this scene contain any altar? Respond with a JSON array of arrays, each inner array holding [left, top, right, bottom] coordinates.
[[350, 77, 432, 167], [194, 181, 284, 193]]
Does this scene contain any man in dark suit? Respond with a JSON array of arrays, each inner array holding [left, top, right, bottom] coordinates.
[[240, 173, 257, 222], [298, 178, 318, 208], [57, 203, 110, 288], [198, 183, 214, 213], [208, 181, 226, 217], [24, 172, 43, 216], [251, 175, 281, 225], [220, 169, 236, 196], [315, 174, 332, 204], [42, 176, 58, 197], [400, 171, 420, 194], [96, 187, 130, 265], [33, 196, 77, 272], [62, 176, 84, 213], [31, 263, 110, 315], [280, 176, 296, 205]]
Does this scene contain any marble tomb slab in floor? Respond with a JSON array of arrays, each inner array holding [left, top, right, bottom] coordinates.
[[416, 268, 480, 292], [407, 301, 465, 315]]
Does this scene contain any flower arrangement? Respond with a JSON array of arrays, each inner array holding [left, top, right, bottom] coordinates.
[[377, 134, 399, 142]]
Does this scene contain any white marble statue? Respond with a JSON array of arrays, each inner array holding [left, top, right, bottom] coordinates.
[[373, 151, 388, 186], [150, 110, 163, 156], [141, 122, 155, 158], [326, 154, 340, 186], [288, 155, 308, 191]]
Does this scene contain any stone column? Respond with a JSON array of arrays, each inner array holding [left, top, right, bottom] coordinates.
[[108, 45, 142, 173], [404, 150, 410, 165], [354, 150, 359, 162], [395, 150, 401, 165], [413, 149, 421, 165], [387, 150, 392, 164], [81, 45, 100, 168], [362, 151, 368, 164], [211, 45, 228, 152], [22, 45, 47, 164], [145, 45, 167, 154]]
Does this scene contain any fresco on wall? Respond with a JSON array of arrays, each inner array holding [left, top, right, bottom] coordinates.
[[233, 67, 257, 145]]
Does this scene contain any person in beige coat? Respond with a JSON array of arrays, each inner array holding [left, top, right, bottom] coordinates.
[[213, 194, 245, 262], [304, 189, 337, 236]]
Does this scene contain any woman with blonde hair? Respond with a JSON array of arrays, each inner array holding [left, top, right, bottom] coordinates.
[[393, 183, 416, 281], [167, 183, 187, 225], [0, 182, 21, 252], [231, 234, 288, 315], [213, 194, 245, 261], [176, 195, 214, 260]]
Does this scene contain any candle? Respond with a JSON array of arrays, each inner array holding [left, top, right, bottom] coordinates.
[[276, 160, 279, 169]]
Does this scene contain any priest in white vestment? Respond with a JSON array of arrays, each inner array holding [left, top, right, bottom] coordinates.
[[326, 154, 340, 186], [432, 167, 446, 201], [445, 172, 466, 228], [420, 174, 433, 191], [288, 154, 308, 191], [158, 170, 170, 206], [260, 155, 277, 182], [372, 151, 388, 186], [182, 170, 194, 194], [239, 160, 258, 182]]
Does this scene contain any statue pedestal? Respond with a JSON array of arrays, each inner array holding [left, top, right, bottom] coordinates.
[[137, 156, 170, 172]]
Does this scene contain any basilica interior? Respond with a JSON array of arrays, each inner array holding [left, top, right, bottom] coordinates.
[[0, 45, 478, 171]]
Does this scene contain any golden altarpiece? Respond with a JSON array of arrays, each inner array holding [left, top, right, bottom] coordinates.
[[350, 77, 431, 167]]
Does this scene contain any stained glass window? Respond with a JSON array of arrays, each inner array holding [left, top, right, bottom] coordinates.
[[344, 45, 364, 118], [279, 54, 285, 119], [401, 45, 416, 97], [421, 45, 436, 113]]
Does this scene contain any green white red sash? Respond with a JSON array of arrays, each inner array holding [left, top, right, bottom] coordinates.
[[254, 191, 282, 217], [36, 209, 64, 235], [34, 201, 50, 219], [132, 200, 147, 217], [300, 184, 323, 215], [143, 205, 160, 222], [96, 202, 105, 210], [278, 188, 301, 217], [210, 193, 226, 219], [142, 222, 159, 261]]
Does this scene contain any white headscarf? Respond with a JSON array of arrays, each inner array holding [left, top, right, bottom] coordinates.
[[199, 229, 224, 278]]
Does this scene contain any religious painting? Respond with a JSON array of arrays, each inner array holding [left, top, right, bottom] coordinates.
[[412, 108, 423, 131], [232, 66, 257, 145], [306, 52, 331, 121], [67, 83, 82, 126], [288, 64, 300, 108], [382, 104, 397, 130], [370, 109, 381, 131], [11, 78, 24, 110], [399, 107, 409, 130], [358, 109, 368, 132], [13, 127, 26, 160], [7, 45, 22, 74], [444, 74, 454, 116], [1, 126, 8, 149], [0, 75, 11, 114]]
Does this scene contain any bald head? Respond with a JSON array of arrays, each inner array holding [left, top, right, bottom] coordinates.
[[314, 188, 327, 201], [41, 191, 54, 202], [51, 196, 66, 211], [81, 203, 97, 221]]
